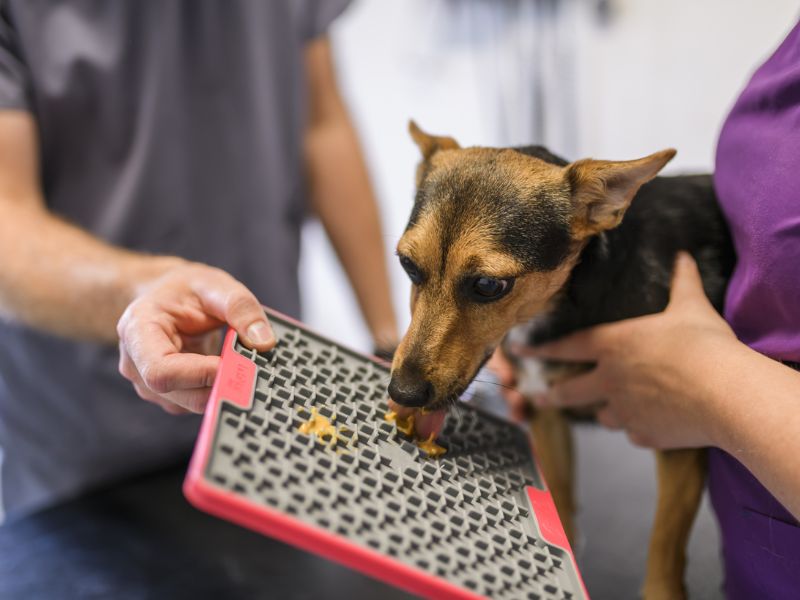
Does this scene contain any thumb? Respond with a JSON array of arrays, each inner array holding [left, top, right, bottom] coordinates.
[[194, 272, 276, 351], [667, 252, 710, 311]]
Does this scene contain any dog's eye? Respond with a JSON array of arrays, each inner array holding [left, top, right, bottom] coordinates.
[[399, 255, 423, 285], [470, 276, 514, 302]]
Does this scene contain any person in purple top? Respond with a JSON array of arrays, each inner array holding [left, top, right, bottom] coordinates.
[[524, 19, 800, 598]]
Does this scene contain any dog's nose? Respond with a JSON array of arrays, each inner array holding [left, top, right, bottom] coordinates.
[[388, 370, 433, 408]]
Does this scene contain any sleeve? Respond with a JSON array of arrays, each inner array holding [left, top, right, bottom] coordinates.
[[300, 0, 352, 42], [0, 3, 31, 110]]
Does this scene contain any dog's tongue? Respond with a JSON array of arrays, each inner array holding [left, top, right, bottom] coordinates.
[[387, 399, 447, 438], [414, 409, 447, 438]]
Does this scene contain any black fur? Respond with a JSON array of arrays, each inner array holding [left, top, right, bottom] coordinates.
[[513, 145, 570, 167], [528, 173, 736, 344], [409, 154, 573, 274]]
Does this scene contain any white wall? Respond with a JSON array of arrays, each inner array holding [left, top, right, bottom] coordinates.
[[573, 0, 799, 172], [299, 0, 799, 349]]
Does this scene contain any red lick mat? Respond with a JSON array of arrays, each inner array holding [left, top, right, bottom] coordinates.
[[185, 308, 588, 600]]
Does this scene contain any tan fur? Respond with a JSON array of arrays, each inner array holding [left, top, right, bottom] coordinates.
[[409, 120, 460, 159], [567, 150, 677, 238], [529, 409, 577, 544], [426, 147, 569, 198], [642, 449, 707, 600], [409, 120, 461, 186]]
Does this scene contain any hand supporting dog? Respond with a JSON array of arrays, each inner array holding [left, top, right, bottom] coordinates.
[[518, 252, 735, 449]]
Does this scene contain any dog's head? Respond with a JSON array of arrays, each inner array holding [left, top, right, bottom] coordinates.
[[388, 121, 675, 418]]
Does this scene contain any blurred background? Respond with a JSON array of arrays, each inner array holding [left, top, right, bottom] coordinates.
[[299, 1, 800, 597]]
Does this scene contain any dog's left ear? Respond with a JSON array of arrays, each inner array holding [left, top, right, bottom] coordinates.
[[408, 120, 460, 161], [566, 149, 676, 238]]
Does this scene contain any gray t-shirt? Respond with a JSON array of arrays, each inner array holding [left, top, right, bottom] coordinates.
[[0, 0, 349, 521]]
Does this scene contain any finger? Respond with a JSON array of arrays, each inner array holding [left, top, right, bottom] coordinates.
[[193, 272, 275, 351], [162, 404, 191, 416], [491, 359, 515, 387], [130, 365, 206, 415], [129, 371, 190, 414], [487, 349, 516, 386], [122, 347, 194, 415], [133, 378, 199, 416], [182, 328, 224, 355], [132, 377, 162, 403], [542, 370, 603, 409], [163, 387, 213, 414], [596, 406, 622, 430], [133, 382, 184, 413], [123, 318, 220, 394], [139, 353, 220, 395], [121, 318, 219, 415], [118, 341, 140, 383], [627, 431, 652, 448], [140, 391, 192, 416], [510, 326, 612, 362], [667, 252, 708, 310], [506, 390, 527, 423]]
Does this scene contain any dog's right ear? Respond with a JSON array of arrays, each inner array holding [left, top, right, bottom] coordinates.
[[408, 120, 460, 162], [565, 149, 676, 238]]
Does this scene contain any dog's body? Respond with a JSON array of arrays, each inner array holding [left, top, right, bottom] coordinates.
[[389, 124, 735, 599]]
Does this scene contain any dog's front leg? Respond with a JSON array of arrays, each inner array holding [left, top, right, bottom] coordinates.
[[642, 448, 707, 600], [529, 408, 577, 544]]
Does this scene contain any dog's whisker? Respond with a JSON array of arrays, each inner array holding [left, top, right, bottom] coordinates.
[[471, 378, 520, 393]]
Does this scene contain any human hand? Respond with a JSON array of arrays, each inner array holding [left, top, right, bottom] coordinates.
[[486, 347, 529, 423], [516, 253, 739, 449], [117, 263, 276, 414]]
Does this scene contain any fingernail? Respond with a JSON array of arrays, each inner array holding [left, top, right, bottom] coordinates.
[[247, 321, 274, 346]]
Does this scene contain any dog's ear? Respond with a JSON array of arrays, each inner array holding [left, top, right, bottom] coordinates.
[[408, 120, 460, 161], [565, 149, 676, 238]]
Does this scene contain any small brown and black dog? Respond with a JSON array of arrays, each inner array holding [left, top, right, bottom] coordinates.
[[388, 121, 735, 599]]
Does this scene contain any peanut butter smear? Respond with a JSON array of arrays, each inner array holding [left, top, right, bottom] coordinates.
[[385, 409, 446, 458], [416, 433, 447, 458], [298, 407, 341, 447], [384, 409, 415, 436]]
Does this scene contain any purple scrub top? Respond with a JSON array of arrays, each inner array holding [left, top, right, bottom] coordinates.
[[711, 18, 800, 599]]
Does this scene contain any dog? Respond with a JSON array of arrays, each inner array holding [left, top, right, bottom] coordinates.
[[387, 121, 735, 599]]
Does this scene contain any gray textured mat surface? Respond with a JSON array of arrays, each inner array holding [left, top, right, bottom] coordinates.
[[201, 313, 586, 599]]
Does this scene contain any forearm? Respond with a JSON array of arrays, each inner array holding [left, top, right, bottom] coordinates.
[[305, 117, 398, 349], [0, 201, 183, 342], [703, 342, 800, 519]]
